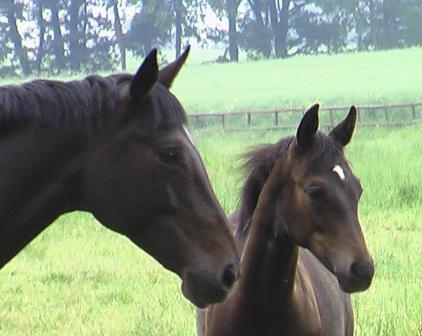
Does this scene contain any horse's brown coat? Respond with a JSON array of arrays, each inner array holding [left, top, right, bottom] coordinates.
[[0, 48, 239, 308], [197, 104, 373, 335]]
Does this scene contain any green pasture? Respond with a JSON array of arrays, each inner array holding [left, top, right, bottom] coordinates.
[[170, 47, 422, 113], [1, 48, 421, 335], [0, 125, 420, 336]]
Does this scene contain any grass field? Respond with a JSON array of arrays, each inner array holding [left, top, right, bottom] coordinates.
[[170, 47, 422, 113], [0, 48, 421, 335]]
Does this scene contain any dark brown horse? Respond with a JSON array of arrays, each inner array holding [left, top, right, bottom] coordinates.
[[0, 47, 240, 308], [197, 104, 374, 335]]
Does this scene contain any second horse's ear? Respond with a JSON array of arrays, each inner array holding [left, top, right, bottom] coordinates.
[[159, 45, 191, 89], [130, 49, 159, 99], [296, 104, 320, 150], [329, 106, 357, 147]]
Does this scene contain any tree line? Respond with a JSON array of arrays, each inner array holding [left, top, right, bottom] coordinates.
[[0, 0, 421, 77]]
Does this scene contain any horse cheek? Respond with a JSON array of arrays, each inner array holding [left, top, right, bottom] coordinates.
[[82, 144, 153, 233], [283, 189, 313, 246]]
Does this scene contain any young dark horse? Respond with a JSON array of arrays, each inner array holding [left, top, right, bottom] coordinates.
[[197, 104, 374, 335], [0, 47, 240, 308]]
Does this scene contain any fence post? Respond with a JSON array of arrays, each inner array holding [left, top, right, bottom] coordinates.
[[411, 104, 416, 120], [247, 112, 251, 126], [384, 107, 389, 123], [274, 111, 279, 127], [221, 114, 225, 129], [329, 108, 335, 127]]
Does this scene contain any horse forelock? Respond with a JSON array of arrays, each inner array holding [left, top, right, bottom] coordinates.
[[149, 83, 187, 130], [292, 132, 345, 171], [114, 75, 187, 132]]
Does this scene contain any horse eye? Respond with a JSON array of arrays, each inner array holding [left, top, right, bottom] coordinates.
[[158, 148, 180, 163], [305, 185, 326, 200]]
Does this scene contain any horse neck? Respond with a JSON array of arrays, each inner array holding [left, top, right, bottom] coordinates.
[[239, 196, 298, 301], [236, 151, 298, 304], [0, 127, 88, 268]]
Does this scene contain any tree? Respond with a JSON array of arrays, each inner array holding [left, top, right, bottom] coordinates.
[[1, 0, 422, 77], [127, 0, 173, 56], [174, 0, 183, 57], [240, 0, 272, 58], [350, 0, 422, 50], [226, 0, 241, 61], [269, 0, 291, 58], [126, 0, 206, 60], [111, 0, 126, 70], [35, 0, 46, 74], [206, 0, 240, 62], [68, 0, 85, 71], [47, 0, 66, 70], [292, 0, 353, 54], [0, 0, 119, 76], [2, 1, 31, 75], [401, 1, 422, 46]]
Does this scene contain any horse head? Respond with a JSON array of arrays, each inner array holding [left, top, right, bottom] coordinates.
[[275, 104, 374, 292]]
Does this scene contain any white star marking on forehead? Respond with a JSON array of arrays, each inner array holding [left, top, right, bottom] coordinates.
[[183, 126, 195, 146], [333, 165, 346, 180]]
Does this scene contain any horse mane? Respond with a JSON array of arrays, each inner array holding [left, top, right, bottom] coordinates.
[[236, 136, 293, 240], [235, 133, 342, 241], [0, 75, 117, 132], [0, 74, 186, 133]]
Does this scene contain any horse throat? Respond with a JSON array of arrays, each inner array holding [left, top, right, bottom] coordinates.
[[237, 185, 298, 306]]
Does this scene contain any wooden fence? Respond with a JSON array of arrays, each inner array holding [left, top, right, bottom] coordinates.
[[187, 102, 422, 131]]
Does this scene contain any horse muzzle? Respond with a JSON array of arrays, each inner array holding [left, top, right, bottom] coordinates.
[[181, 261, 240, 308], [337, 256, 375, 293]]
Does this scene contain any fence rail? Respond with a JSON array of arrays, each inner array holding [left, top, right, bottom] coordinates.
[[187, 102, 422, 131]]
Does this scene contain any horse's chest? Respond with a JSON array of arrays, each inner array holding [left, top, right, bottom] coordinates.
[[283, 271, 323, 335], [282, 301, 322, 336]]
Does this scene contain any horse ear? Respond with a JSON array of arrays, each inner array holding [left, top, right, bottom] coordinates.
[[329, 106, 357, 147], [296, 103, 319, 150], [158, 45, 190, 89], [130, 49, 159, 99]]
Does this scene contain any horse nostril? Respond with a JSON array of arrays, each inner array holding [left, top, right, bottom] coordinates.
[[350, 258, 374, 284], [220, 262, 238, 290]]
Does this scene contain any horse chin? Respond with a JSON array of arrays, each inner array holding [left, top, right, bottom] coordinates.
[[181, 270, 229, 308]]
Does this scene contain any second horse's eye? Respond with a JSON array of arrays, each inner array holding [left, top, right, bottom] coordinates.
[[304, 185, 327, 200]]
